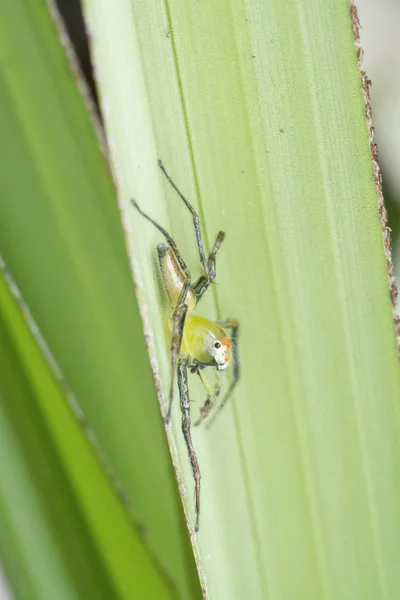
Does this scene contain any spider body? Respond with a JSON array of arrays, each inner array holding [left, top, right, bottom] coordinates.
[[158, 243, 232, 371], [132, 161, 239, 532], [180, 314, 232, 370]]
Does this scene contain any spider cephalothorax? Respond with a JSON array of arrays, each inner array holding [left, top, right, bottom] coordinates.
[[181, 315, 232, 371], [132, 160, 239, 532], [210, 336, 232, 370]]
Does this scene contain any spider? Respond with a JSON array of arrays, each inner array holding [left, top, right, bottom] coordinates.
[[131, 160, 239, 532]]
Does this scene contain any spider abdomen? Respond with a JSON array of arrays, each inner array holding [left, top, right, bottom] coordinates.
[[157, 243, 196, 310]]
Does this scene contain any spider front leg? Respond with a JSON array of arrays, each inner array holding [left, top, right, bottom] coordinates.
[[178, 358, 201, 532], [166, 286, 189, 422], [194, 368, 222, 426], [206, 319, 240, 428]]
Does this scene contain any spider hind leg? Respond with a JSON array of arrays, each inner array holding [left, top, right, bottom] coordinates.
[[158, 160, 209, 279], [158, 161, 226, 302]]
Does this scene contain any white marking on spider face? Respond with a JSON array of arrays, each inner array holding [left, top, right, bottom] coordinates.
[[209, 340, 231, 370], [217, 359, 229, 371]]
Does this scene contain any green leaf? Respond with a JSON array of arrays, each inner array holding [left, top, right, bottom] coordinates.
[[0, 260, 176, 599], [0, 0, 199, 598], [82, 0, 400, 597]]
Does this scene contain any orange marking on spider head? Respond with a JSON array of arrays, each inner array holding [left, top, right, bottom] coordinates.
[[215, 336, 232, 371]]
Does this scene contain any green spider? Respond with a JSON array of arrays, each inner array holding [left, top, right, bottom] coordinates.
[[132, 161, 239, 531]]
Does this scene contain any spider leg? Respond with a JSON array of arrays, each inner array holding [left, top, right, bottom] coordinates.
[[178, 358, 201, 532], [167, 288, 189, 422], [158, 161, 228, 303], [131, 199, 189, 277], [205, 319, 240, 428], [193, 230, 225, 303], [194, 368, 221, 426], [131, 199, 191, 422], [207, 231, 225, 279], [158, 160, 210, 279]]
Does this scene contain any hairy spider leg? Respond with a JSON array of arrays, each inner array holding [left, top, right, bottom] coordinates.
[[194, 368, 222, 426], [178, 358, 201, 531], [193, 230, 225, 303], [158, 159, 226, 304], [205, 319, 240, 428], [131, 199, 191, 422], [158, 159, 209, 278]]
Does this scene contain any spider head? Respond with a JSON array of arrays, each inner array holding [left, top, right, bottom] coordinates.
[[210, 336, 232, 371]]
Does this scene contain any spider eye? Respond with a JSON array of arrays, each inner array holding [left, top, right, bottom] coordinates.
[[214, 342, 221, 349]]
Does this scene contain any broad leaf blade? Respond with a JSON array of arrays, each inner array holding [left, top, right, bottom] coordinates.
[[83, 0, 400, 597]]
